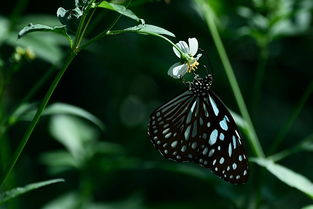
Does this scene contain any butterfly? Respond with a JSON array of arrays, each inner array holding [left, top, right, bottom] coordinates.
[[147, 75, 248, 184]]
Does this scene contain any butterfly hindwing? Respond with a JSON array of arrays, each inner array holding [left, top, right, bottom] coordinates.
[[148, 76, 249, 184]]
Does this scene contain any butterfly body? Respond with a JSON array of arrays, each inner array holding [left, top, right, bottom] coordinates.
[[147, 75, 248, 184]]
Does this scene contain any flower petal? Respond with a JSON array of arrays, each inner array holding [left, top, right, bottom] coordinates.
[[168, 63, 188, 79], [173, 46, 181, 58], [177, 41, 189, 54], [188, 38, 198, 56], [195, 53, 202, 60]]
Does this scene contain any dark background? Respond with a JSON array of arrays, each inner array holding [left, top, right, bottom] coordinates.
[[0, 0, 313, 208]]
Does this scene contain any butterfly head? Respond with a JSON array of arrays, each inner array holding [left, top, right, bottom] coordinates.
[[190, 74, 213, 95]]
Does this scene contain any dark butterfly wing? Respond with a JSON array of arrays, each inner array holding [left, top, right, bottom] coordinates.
[[148, 90, 197, 162], [148, 89, 248, 184], [198, 90, 249, 184]]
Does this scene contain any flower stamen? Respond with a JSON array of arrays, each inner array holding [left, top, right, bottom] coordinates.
[[187, 60, 199, 73]]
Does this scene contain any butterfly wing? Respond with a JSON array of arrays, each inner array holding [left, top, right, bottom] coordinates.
[[197, 90, 249, 184], [148, 90, 197, 162], [148, 89, 248, 184]]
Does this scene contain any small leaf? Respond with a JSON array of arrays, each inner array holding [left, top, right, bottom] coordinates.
[[109, 24, 175, 37], [75, 0, 90, 8], [57, 7, 82, 32], [9, 103, 37, 125], [97, 1, 141, 22], [0, 179, 64, 204], [252, 158, 313, 198], [18, 23, 67, 39]]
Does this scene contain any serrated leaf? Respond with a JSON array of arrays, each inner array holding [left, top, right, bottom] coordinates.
[[109, 24, 175, 37], [97, 1, 141, 22], [18, 23, 67, 39], [252, 158, 313, 198], [0, 179, 64, 204]]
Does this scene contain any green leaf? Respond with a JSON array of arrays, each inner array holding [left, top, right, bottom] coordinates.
[[49, 115, 98, 160], [75, 0, 90, 8], [40, 151, 78, 174], [97, 1, 141, 22], [229, 110, 248, 130], [302, 205, 313, 209], [57, 7, 82, 33], [9, 103, 37, 125], [43, 103, 105, 131], [109, 24, 175, 37], [0, 16, 9, 44], [18, 23, 68, 39], [19, 103, 105, 131], [252, 158, 313, 198], [42, 192, 78, 209], [0, 179, 64, 204]]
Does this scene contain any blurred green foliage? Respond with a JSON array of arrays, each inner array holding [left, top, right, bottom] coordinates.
[[0, 0, 313, 208]]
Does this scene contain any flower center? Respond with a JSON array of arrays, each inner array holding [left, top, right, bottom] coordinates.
[[187, 59, 199, 73]]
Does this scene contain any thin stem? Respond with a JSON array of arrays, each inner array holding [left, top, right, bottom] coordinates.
[[76, 8, 96, 49], [0, 66, 55, 137], [196, 0, 264, 157], [107, 30, 184, 56], [268, 134, 313, 162], [80, 0, 135, 50], [0, 52, 76, 189], [252, 44, 268, 112], [269, 80, 313, 154], [0, 1, 97, 188]]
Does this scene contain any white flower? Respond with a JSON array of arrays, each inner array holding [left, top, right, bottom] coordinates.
[[168, 38, 202, 79]]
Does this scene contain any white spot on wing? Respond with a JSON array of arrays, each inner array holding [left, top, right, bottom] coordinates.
[[165, 133, 172, 139], [228, 143, 232, 157], [209, 129, 218, 145], [184, 126, 191, 140], [219, 133, 224, 141], [209, 96, 219, 116], [208, 149, 215, 157], [181, 145, 187, 152], [191, 142, 197, 149], [171, 141, 178, 148], [232, 136, 237, 149], [219, 116, 228, 131]]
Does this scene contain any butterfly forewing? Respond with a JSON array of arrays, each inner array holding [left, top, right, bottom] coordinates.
[[148, 76, 248, 184]]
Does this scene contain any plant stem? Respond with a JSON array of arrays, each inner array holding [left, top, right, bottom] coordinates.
[[1, 66, 56, 131], [80, 0, 134, 50], [269, 80, 313, 154], [0, 51, 76, 189], [252, 44, 268, 113], [196, 0, 264, 157], [76, 8, 96, 49], [268, 134, 313, 162], [0, 1, 98, 188]]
